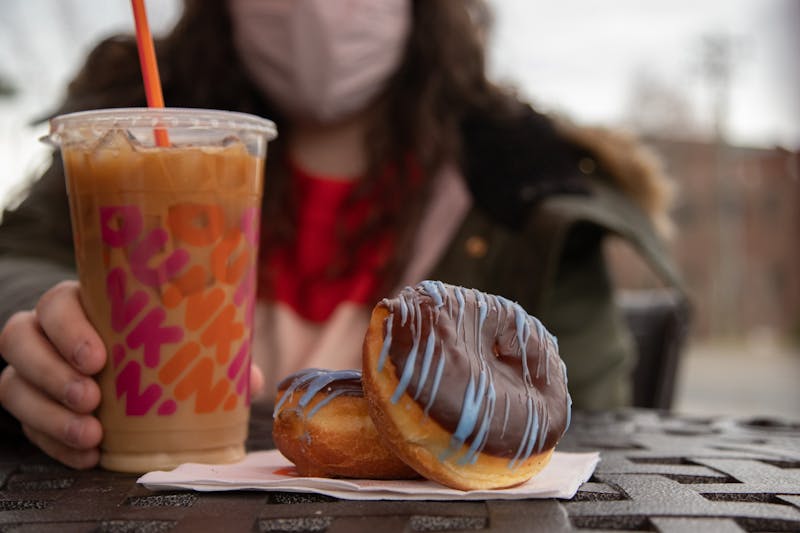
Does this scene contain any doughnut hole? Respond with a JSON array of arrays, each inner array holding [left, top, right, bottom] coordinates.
[[273, 387, 419, 479]]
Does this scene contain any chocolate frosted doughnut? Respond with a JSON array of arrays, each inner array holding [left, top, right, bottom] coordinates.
[[272, 368, 418, 479], [362, 281, 572, 490]]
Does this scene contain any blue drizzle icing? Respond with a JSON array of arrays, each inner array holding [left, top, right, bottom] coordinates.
[[420, 280, 446, 308], [509, 397, 538, 468], [424, 350, 446, 417], [413, 317, 437, 401], [377, 315, 394, 372], [500, 391, 511, 439], [274, 368, 362, 420], [560, 359, 572, 433], [455, 287, 466, 343], [390, 307, 422, 403], [381, 281, 572, 469]]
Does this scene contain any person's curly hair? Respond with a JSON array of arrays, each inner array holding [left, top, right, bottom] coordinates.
[[57, 0, 522, 298]]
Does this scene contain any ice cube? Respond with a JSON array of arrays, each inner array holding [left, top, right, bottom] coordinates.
[[221, 135, 240, 147], [89, 129, 140, 158]]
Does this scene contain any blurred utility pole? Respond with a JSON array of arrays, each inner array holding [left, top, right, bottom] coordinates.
[[699, 33, 743, 339], [0, 75, 15, 98], [624, 67, 698, 138]]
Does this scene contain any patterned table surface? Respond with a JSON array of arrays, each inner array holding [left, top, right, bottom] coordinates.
[[1, 405, 799, 533]]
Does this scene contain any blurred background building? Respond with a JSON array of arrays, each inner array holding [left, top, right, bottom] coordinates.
[[1, 0, 798, 418]]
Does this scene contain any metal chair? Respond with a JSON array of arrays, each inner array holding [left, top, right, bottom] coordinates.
[[618, 289, 692, 410]]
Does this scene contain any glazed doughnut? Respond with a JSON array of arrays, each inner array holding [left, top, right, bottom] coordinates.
[[272, 368, 418, 479], [362, 281, 572, 490]]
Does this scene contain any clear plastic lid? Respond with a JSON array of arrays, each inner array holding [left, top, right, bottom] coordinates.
[[46, 107, 278, 147]]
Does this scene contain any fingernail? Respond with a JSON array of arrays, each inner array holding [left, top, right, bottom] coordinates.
[[65, 417, 84, 446], [64, 380, 86, 409], [72, 342, 89, 371]]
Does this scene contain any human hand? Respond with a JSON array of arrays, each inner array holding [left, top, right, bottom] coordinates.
[[0, 281, 104, 468], [0, 280, 265, 469]]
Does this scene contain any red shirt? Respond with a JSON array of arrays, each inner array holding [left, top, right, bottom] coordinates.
[[261, 161, 393, 322]]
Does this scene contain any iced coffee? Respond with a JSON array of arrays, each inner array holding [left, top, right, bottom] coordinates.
[[48, 108, 276, 473]]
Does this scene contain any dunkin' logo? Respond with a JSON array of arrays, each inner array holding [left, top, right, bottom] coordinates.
[[99, 203, 259, 416]]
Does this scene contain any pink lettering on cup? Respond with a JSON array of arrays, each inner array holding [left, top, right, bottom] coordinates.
[[233, 266, 255, 307], [107, 268, 149, 333], [227, 339, 249, 380], [100, 206, 143, 248], [115, 360, 162, 416], [157, 399, 178, 416], [126, 308, 185, 368], [236, 362, 250, 401], [129, 228, 190, 288], [240, 207, 260, 247], [100, 201, 258, 417], [112, 344, 126, 368]]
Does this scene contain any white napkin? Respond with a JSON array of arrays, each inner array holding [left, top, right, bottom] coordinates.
[[138, 449, 599, 501]]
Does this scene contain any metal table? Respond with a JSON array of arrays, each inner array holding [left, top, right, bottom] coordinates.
[[1, 404, 799, 532]]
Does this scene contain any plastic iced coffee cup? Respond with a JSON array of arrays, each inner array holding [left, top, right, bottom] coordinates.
[[46, 108, 277, 473]]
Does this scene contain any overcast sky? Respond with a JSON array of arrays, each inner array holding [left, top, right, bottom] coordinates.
[[1, 0, 797, 205], [488, 0, 799, 147]]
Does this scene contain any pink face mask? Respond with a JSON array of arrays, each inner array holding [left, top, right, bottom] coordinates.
[[228, 0, 412, 123]]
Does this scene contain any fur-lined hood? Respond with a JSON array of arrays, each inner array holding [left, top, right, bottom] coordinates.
[[460, 104, 675, 239], [554, 117, 675, 239]]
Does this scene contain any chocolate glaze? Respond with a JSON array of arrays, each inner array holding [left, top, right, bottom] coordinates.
[[377, 281, 572, 465], [274, 368, 363, 420]]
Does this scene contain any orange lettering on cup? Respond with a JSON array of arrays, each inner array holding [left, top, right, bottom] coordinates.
[[201, 304, 244, 364], [211, 229, 250, 285], [168, 203, 225, 247], [223, 393, 238, 411], [185, 287, 225, 332], [174, 356, 230, 414], [162, 265, 210, 308], [158, 341, 201, 385]]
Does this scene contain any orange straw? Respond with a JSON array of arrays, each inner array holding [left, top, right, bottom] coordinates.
[[131, 0, 170, 147]]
